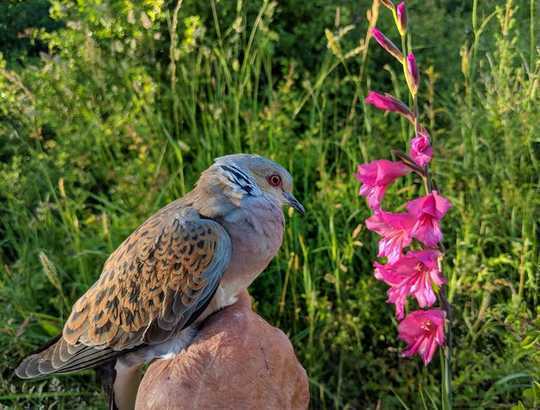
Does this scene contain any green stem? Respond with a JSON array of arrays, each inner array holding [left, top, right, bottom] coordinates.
[[531, 0, 536, 75], [423, 122, 453, 410]]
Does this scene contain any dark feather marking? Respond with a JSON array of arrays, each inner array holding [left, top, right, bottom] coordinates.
[[220, 164, 256, 195], [69, 310, 82, 322], [126, 240, 136, 252], [153, 228, 165, 248], [95, 289, 107, 305], [106, 296, 119, 312], [220, 165, 251, 184], [122, 309, 135, 326], [96, 321, 112, 335], [128, 283, 140, 303], [243, 217, 256, 230], [191, 255, 203, 271]]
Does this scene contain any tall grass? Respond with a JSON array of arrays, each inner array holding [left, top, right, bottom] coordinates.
[[0, 0, 538, 408]]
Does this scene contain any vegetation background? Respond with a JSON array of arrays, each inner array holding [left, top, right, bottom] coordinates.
[[0, 0, 538, 408]]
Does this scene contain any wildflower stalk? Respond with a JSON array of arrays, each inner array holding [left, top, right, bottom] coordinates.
[[359, 3, 453, 408], [397, 20, 453, 410]]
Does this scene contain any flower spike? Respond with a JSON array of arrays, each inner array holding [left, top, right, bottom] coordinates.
[[355, 0, 453, 375]]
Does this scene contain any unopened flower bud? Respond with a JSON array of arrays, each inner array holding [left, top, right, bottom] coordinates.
[[371, 27, 403, 62], [395, 2, 407, 36], [410, 130, 432, 166], [404, 52, 419, 95], [365, 91, 415, 123]]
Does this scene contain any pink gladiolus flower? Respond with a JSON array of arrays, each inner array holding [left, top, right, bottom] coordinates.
[[407, 191, 452, 246], [398, 309, 446, 365], [356, 160, 411, 209], [365, 91, 414, 123], [410, 130, 432, 166], [365, 211, 416, 263], [374, 250, 445, 319], [395, 2, 407, 36], [371, 27, 403, 61], [405, 52, 419, 95]]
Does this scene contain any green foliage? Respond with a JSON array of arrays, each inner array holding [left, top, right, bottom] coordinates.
[[0, 0, 62, 65], [0, 0, 538, 408]]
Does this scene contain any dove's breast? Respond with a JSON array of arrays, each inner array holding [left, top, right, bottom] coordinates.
[[216, 197, 285, 305]]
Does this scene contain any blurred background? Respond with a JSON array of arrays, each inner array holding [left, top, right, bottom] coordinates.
[[0, 0, 538, 408]]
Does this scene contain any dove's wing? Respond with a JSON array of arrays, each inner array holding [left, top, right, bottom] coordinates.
[[15, 202, 232, 378]]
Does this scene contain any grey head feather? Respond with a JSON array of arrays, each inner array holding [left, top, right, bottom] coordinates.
[[214, 154, 292, 191]]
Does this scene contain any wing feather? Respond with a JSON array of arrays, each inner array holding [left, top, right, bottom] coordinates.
[[64, 205, 231, 349], [15, 202, 232, 378]]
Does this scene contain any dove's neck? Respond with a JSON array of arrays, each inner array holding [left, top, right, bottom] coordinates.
[[187, 174, 284, 311], [218, 195, 284, 300]]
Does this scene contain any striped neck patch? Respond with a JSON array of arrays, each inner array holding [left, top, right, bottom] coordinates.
[[219, 165, 260, 196]]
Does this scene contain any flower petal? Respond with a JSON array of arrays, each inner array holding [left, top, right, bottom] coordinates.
[[398, 309, 446, 365]]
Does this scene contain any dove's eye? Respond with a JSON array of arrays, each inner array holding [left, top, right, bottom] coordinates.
[[267, 174, 282, 187]]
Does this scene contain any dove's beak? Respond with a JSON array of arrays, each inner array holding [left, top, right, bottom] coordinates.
[[283, 192, 305, 216]]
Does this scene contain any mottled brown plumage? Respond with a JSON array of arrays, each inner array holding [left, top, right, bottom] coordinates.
[[16, 205, 231, 378]]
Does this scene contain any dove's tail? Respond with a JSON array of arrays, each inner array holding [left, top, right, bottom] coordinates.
[[14, 335, 119, 379]]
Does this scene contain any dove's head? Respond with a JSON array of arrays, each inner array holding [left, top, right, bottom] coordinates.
[[209, 154, 304, 215]]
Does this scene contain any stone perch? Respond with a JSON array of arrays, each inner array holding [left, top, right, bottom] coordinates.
[[135, 292, 309, 410]]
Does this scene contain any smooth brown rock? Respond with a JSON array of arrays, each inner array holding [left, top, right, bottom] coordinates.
[[135, 292, 309, 410]]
